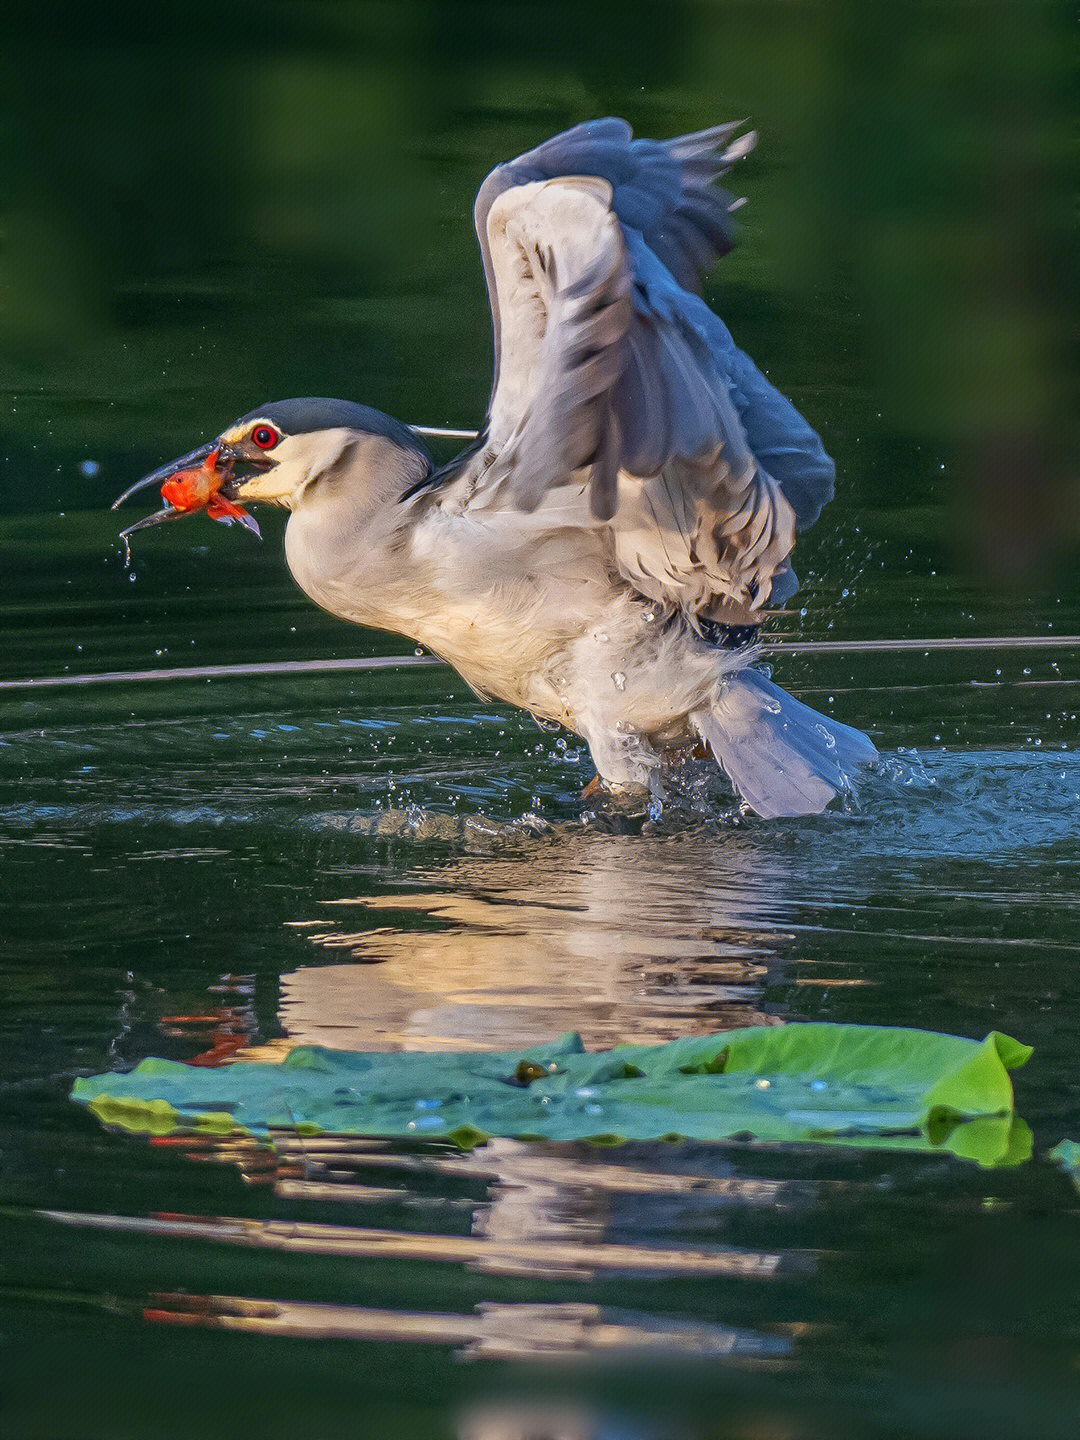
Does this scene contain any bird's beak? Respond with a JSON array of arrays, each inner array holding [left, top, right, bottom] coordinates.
[[111, 441, 219, 511], [112, 437, 276, 566], [111, 438, 278, 511]]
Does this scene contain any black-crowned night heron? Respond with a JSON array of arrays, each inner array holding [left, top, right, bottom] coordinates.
[[115, 118, 876, 817]]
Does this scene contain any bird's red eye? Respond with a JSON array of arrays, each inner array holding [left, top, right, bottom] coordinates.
[[251, 425, 279, 450]]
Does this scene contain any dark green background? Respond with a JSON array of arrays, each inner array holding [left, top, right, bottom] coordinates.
[[3, 7, 1080, 1440], [2, 0, 1077, 682]]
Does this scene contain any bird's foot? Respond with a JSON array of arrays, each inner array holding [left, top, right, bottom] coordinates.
[[581, 774, 605, 802], [579, 774, 653, 830], [579, 774, 650, 832]]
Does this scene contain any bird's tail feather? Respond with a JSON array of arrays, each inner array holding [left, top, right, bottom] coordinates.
[[691, 669, 877, 818]]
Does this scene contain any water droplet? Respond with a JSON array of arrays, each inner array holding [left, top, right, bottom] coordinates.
[[611, 671, 626, 691], [406, 1114, 446, 1131]]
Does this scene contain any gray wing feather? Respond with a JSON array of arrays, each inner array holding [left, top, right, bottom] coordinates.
[[721, 341, 835, 529], [457, 118, 832, 618], [628, 260, 836, 529], [474, 118, 749, 328], [475, 177, 633, 519], [472, 118, 835, 534]]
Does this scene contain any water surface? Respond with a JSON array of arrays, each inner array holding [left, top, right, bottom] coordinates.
[[3, 4, 1079, 1437], [4, 641, 1080, 1439]]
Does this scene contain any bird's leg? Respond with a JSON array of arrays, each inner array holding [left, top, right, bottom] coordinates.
[[579, 771, 652, 811]]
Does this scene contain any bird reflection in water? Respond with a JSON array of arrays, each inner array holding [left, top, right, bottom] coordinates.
[[66, 828, 822, 1405], [138, 1287, 793, 1364], [277, 827, 797, 1053]]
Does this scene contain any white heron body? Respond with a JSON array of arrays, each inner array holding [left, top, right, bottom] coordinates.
[[276, 138, 876, 812], [124, 118, 878, 815], [284, 455, 734, 787]]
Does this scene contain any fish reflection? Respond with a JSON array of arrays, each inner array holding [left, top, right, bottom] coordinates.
[[279, 828, 797, 1052]]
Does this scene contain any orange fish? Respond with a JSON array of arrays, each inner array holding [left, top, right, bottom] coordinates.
[[117, 447, 260, 566]]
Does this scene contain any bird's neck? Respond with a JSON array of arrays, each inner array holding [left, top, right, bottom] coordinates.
[[282, 437, 432, 635]]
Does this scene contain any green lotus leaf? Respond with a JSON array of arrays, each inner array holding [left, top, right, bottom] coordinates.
[[71, 1022, 1029, 1167]]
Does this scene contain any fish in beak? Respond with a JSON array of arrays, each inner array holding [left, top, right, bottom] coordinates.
[[112, 442, 263, 566]]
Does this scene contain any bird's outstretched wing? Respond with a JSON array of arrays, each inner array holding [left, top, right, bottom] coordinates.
[[474, 117, 752, 300], [450, 119, 835, 620]]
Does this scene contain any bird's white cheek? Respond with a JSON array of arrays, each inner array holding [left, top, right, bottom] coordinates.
[[235, 462, 305, 507]]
